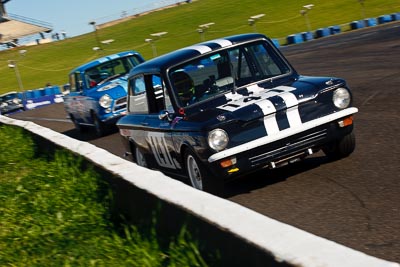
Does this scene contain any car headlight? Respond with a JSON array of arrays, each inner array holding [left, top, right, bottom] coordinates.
[[99, 94, 112, 108], [12, 98, 21, 104], [333, 88, 351, 109], [208, 128, 229, 152]]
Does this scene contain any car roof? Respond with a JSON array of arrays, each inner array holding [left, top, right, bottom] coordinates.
[[129, 33, 271, 77], [69, 50, 141, 74], [0, 91, 18, 97]]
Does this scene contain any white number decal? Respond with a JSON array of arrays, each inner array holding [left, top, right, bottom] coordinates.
[[147, 132, 177, 169]]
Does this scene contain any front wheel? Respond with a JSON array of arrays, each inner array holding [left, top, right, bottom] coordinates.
[[323, 131, 356, 160], [184, 150, 224, 196], [93, 113, 107, 137], [185, 152, 204, 190], [70, 114, 88, 133]]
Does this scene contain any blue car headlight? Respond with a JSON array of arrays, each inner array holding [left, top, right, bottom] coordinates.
[[99, 94, 112, 109]]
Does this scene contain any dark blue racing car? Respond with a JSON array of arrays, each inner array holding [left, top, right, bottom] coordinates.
[[117, 33, 358, 195]]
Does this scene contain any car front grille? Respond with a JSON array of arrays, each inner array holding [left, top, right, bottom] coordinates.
[[249, 129, 328, 166], [113, 97, 127, 112]]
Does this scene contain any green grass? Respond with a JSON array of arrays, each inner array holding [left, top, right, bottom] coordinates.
[[0, 124, 210, 266], [0, 0, 399, 94]]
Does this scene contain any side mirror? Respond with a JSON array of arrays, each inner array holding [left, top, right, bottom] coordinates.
[[159, 110, 173, 121]]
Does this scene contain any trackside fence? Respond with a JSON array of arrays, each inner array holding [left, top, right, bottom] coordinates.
[[1, 115, 399, 267]]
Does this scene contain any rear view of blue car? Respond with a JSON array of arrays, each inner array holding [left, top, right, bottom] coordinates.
[[64, 51, 145, 136]]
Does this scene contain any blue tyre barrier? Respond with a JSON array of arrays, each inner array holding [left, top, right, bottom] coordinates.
[[39, 89, 47, 97], [53, 86, 61, 94], [301, 32, 313, 41], [364, 18, 377, 27], [350, 20, 365, 30], [286, 34, 303, 45], [25, 90, 34, 99], [32, 90, 42, 98], [391, 13, 400, 21], [378, 15, 392, 24], [315, 28, 330, 38], [329, 25, 341, 35], [44, 87, 54, 96]]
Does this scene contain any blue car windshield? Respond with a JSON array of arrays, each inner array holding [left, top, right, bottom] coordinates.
[[168, 41, 291, 107], [84, 55, 139, 88]]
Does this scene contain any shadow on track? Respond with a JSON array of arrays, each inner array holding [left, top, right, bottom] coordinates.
[[224, 155, 331, 198]]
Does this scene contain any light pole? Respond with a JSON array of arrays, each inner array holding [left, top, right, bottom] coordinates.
[[248, 14, 265, 32], [145, 38, 157, 57], [358, 0, 366, 20], [198, 22, 215, 41], [89, 21, 101, 49], [146, 31, 168, 57], [300, 4, 314, 32], [8, 60, 24, 91]]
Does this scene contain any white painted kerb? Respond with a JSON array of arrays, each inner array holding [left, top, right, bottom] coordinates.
[[1, 115, 398, 267]]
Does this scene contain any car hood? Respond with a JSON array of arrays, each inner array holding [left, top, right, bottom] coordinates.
[[186, 76, 345, 125], [91, 76, 128, 99]]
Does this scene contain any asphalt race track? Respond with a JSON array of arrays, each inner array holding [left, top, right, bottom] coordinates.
[[9, 21, 400, 263]]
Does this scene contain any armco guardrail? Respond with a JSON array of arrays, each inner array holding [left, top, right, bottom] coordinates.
[[1, 115, 399, 267]]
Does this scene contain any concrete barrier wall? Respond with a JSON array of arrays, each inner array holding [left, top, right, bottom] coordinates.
[[1, 115, 399, 267]]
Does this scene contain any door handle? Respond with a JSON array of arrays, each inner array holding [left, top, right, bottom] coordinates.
[[141, 122, 149, 126]]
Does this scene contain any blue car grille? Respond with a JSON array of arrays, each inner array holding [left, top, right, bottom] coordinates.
[[113, 97, 127, 112]]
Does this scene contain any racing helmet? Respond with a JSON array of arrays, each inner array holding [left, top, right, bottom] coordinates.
[[172, 71, 195, 105]]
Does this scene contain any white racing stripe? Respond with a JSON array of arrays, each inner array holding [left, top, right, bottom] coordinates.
[[256, 100, 280, 135], [187, 45, 212, 54], [211, 39, 233, 47], [279, 92, 303, 127]]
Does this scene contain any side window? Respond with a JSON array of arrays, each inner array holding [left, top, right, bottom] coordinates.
[[128, 75, 148, 114], [128, 74, 172, 115]]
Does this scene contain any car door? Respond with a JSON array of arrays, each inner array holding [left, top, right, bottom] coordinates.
[[140, 74, 181, 171], [64, 71, 95, 124]]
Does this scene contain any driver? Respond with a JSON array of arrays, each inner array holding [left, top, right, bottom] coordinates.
[[171, 71, 196, 106]]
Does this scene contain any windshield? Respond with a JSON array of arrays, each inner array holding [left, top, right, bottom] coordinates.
[[169, 40, 291, 107], [84, 55, 141, 88]]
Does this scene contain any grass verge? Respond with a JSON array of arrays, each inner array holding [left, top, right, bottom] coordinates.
[[0, 124, 210, 267]]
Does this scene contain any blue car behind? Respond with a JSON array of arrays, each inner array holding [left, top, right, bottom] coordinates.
[[64, 51, 145, 136]]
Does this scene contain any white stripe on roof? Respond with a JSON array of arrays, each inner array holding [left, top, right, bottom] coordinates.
[[186, 45, 212, 54], [211, 39, 233, 47]]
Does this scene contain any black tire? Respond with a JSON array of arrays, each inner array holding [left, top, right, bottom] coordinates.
[[93, 113, 107, 137], [70, 114, 85, 133], [323, 131, 356, 160], [184, 150, 224, 196]]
